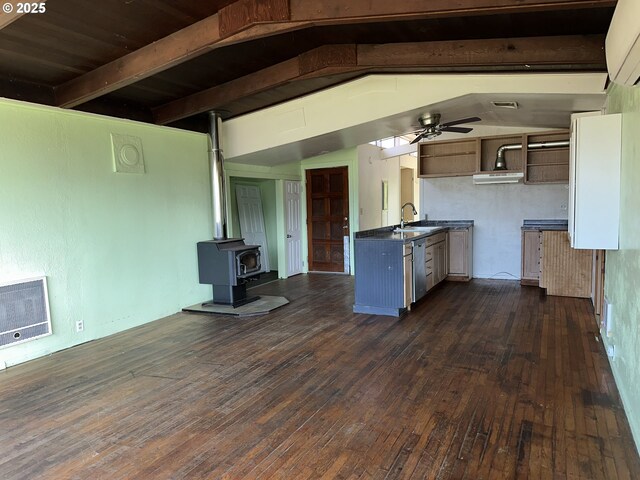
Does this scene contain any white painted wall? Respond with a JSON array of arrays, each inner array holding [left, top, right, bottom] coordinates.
[[421, 177, 569, 279], [223, 73, 607, 164], [357, 144, 400, 230]]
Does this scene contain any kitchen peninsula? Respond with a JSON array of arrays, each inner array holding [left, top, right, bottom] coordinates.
[[353, 221, 473, 317]]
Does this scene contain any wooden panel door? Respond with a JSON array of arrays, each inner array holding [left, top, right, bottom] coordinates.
[[521, 230, 541, 285], [448, 230, 467, 276], [306, 167, 349, 272]]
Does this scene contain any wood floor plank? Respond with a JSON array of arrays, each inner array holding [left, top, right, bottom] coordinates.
[[0, 276, 638, 479]]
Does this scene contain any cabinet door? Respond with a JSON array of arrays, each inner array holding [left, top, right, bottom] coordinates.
[[570, 113, 621, 249], [448, 230, 467, 276], [521, 230, 541, 284], [437, 242, 447, 283], [403, 254, 412, 307]]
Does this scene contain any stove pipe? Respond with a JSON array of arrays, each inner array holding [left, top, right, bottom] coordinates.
[[208, 111, 226, 239]]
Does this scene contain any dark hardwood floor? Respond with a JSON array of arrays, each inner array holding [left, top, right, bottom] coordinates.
[[1, 275, 639, 479]]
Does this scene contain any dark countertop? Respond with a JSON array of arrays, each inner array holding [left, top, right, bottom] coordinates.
[[355, 220, 473, 243], [422, 220, 474, 230], [521, 219, 568, 231]]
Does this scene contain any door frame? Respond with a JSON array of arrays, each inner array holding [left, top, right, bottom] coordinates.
[[223, 166, 303, 279], [301, 160, 357, 275]]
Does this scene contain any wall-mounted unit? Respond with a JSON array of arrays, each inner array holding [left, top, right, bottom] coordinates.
[[0, 277, 52, 348], [605, 0, 640, 86], [569, 112, 622, 249], [472, 172, 524, 184]]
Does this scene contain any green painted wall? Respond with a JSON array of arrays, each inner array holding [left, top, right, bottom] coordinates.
[[603, 83, 640, 453], [301, 148, 359, 274], [228, 178, 279, 271], [0, 99, 212, 367]]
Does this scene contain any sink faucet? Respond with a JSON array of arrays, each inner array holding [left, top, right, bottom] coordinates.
[[400, 202, 418, 229]]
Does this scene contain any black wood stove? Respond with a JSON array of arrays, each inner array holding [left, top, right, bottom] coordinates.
[[197, 239, 262, 307]]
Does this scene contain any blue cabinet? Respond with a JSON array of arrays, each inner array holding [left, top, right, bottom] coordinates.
[[353, 238, 409, 317]]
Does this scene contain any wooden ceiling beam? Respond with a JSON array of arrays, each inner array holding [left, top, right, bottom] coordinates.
[[54, 0, 614, 109], [152, 45, 361, 125], [153, 35, 606, 125], [357, 35, 607, 67], [289, 0, 616, 21], [0, 12, 25, 30]]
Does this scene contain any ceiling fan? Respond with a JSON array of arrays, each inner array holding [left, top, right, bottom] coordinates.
[[409, 113, 482, 144]]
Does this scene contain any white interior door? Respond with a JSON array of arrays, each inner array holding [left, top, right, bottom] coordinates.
[[285, 180, 303, 277], [236, 185, 270, 272]]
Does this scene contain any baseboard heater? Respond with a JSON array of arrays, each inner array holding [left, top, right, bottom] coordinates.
[[0, 277, 52, 348]]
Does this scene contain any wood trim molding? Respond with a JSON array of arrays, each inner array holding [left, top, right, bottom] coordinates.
[[53, 0, 614, 109], [153, 35, 606, 125]]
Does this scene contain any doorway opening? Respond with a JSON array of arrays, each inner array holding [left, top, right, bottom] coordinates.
[[229, 177, 278, 280]]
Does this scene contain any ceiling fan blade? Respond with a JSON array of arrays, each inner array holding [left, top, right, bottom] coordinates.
[[440, 116, 481, 127], [410, 132, 427, 144], [441, 126, 473, 134]]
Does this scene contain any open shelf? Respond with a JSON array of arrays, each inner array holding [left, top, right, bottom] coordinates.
[[478, 135, 524, 173], [418, 138, 478, 177], [524, 130, 570, 184], [417, 130, 570, 182]]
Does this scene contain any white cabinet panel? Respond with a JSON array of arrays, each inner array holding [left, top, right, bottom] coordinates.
[[569, 113, 622, 250]]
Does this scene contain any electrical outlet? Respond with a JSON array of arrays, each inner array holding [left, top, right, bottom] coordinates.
[[75, 320, 84, 332], [560, 203, 568, 211]]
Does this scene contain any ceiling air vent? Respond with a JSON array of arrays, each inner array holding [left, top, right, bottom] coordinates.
[[491, 101, 519, 109], [0, 277, 52, 348]]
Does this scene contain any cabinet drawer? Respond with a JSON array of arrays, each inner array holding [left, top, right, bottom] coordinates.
[[426, 232, 446, 246], [425, 258, 433, 273], [426, 272, 434, 291]]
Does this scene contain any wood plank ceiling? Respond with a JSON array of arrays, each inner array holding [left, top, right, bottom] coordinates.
[[0, 0, 615, 131]]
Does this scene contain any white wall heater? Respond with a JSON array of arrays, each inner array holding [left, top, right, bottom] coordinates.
[[0, 277, 52, 348]]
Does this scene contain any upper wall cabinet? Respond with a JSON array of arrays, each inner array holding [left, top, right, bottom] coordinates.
[[417, 138, 477, 177], [418, 130, 570, 184], [569, 112, 622, 250]]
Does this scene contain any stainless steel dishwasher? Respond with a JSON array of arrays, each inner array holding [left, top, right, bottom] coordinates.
[[412, 239, 427, 302]]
